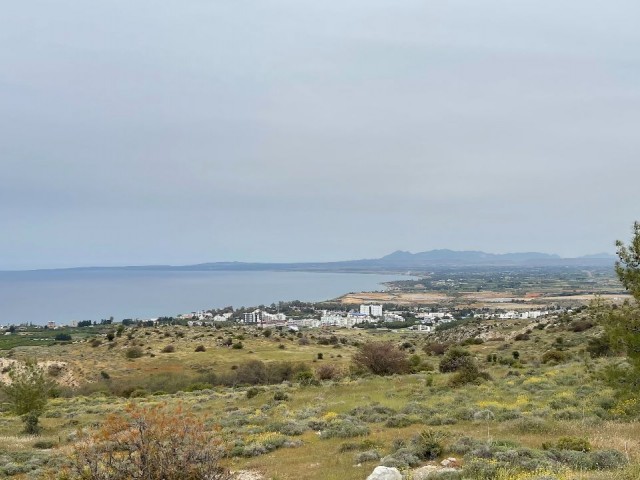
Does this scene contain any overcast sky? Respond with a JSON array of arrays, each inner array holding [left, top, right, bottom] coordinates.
[[2, 1, 639, 269]]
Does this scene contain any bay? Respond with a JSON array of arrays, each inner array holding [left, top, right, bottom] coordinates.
[[0, 270, 405, 325]]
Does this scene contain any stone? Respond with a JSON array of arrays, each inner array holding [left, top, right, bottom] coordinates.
[[411, 465, 438, 480], [440, 457, 459, 468], [366, 466, 403, 480]]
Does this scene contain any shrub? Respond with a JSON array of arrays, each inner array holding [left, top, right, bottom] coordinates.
[[55, 333, 72, 341], [541, 350, 569, 364], [47, 364, 64, 377], [184, 382, 211, 392], [570, 320, 594, 332], [514, 416, 552, 434], [352, 341, 409, 375], [66, 403, 230, 479], [232, 342, 244, 350], [100, 371, 110, 380], [295, 371, 319, 386], [590, 449, 628, 469], [90, 338, 102, 347], [106, 332, 115, 341], [320, 417, 370, 439], [381, 448, 421, 468], [270, 421, 307, 436], [424, 343, 449, 355], [587, 336, 611, 358], [273, 391, 289, 401], [354, 450, 381, 463], [195, 345, 206, 352], [350, 405, 396, 423], [413, 429, 446, 460], [315, 363, 341, 381], [555, 437, 591, 452], [1, 362, 53, 434], [449, 363, 490, 386], [129, 388, 148, 398], [439, 347, 474, 373], [33, 440, 56, 449], [161, 344, 175, 353], [514, 333, 530, 341], [246, 387, 262, 399], [125, 347, 143, 359], [385, 414, 418, 428]]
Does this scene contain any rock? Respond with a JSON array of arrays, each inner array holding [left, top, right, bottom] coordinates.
[[231, 470, 265, 480], [366, 466, 403, 480], [440, 457, 459, 468], [412, 465, 438, 480]]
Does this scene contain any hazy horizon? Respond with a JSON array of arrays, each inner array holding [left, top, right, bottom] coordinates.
[[0, 247, 617, 272], [2, 1, 639, 270]]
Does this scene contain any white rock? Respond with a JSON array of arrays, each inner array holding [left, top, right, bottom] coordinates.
[[366, 466, 403, 480], [440, 457, 459, 467], [411, 465, 438, 480]]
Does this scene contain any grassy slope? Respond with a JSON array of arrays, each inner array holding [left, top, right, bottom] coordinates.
[[0, 318, 639, 479]]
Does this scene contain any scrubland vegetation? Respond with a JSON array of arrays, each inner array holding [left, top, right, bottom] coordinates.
[[1, 224, 639, 479]]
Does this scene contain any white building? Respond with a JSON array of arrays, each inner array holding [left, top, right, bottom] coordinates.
[[360, 304, 383, 317], [384, 313, 405, 323], [243, 310, 261, 324]]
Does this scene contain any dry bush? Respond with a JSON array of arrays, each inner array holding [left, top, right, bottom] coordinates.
[[352, 341, 409, 376], [64, 403, 230, 480], [315, 363, 342, 381]]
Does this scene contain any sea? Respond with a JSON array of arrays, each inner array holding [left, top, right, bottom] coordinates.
[[0, 269, 406, 325]]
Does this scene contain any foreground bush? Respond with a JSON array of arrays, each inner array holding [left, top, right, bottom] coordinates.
[[352, 341, 409, 375], [0, 362, 53, 434], [63, 403, 230, 480]]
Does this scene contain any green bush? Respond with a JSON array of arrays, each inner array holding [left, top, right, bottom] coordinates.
[[541, 350, 569, 364], [590, 449, 628, 470], [273, 391, 289, 401], [413, 429, 446, 460], [125, 346, 143, 359], [161, 344, 175, 353], [245, 387, 262, 399], [320, 417, 369, 439], [354, 450, 381, 463], [439, 347, 474, 373], [555, 437, 591, 452], [33, 440, 56, 449], [513, 416, 552, 434]]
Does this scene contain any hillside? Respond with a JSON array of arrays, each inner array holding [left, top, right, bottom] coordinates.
[[0, 309, 638, 479]]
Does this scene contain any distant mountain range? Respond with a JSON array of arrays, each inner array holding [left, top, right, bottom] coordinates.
[[28, 249, 616, 273]]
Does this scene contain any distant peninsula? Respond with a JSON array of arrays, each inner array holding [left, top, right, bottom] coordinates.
[[9, 249, 617, 273]]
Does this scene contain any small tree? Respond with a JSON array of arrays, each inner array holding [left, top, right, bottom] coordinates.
[[1, 361, 53, 434], [352, 341, 409, 375], [599, 222, 640, 413], [64, 403, 230, 480]]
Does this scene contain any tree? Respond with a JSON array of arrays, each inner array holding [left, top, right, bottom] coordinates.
[[352, 341, 409, 375], [615, 221, 640, 301], [64, 403, 230, 480], [599, 222, 640, 415], [0, 361, 53, 434]]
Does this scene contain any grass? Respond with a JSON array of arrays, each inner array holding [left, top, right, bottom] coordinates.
[[0, 317, 638, 479]]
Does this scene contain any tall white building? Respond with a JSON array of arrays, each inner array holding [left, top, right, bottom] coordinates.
[[360, 304, 383, 317]]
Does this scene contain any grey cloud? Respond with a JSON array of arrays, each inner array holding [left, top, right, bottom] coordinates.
[[1, 0, 639, 268]]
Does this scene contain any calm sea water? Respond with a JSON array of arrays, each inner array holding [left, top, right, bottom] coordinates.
[[0, 270, 405, 325]]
